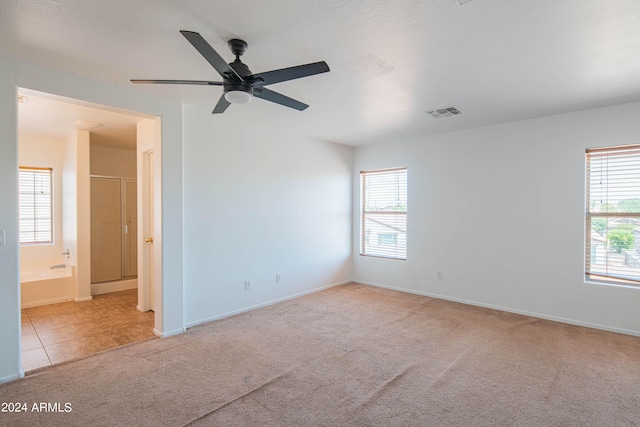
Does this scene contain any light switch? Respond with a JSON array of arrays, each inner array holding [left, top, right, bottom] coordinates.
[[0, 229, 5, 246]]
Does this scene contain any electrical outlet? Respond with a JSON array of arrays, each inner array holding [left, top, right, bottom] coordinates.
[[276, 274, 282, 284], [244, 281, 251, 290], [437, 272, 444, 280]]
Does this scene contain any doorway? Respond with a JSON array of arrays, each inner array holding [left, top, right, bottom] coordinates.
[[17, 88, 162, 371]]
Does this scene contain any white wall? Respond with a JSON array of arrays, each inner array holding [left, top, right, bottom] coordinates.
[[0, 55, 184, 382], [90, 144, 136, 178], [62, 134, 78, 270], [18, 135, 65, 262], [0, 68, 21, 382], [74, 130, 91, 301], [353, 101, 640, 336], [182, 104, 353, 326]]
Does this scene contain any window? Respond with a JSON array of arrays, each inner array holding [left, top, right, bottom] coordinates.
[[360, 167, 407, 260], [378, 233, 398, 246], [19, 167, 53, 244], [585, 145, 640, 285]]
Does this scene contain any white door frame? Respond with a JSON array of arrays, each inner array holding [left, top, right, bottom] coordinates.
[[136, 118, 161, 323], [137, 148, 154, 312]]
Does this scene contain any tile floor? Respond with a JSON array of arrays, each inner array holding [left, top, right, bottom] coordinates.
[[21, 289, 156, 372]]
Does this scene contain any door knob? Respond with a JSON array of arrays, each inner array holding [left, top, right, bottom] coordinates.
[[145, 237, 154, 243]]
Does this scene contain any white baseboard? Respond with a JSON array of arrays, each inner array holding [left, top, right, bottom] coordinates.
[[74, 296, 93, 303], [184, 279, 351, 329], [21, 296, 73, 309], [0, 371, 23, 384], [153, 327, 185, 338], [358, 280, 640, 338], [91, 279, 137, 296]]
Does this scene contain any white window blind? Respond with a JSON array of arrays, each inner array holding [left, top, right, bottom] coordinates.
[[19, 167, 53, 244], [360, 167, 407, 260], [586, 145, 640, 285]]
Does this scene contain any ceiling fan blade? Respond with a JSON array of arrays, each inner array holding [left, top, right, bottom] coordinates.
[[131, 79, 223, 86], [212, 94, 231, 114], [179, 30, 243, 81], [249, 61, 329, 86], [254, 88, 308, 111]]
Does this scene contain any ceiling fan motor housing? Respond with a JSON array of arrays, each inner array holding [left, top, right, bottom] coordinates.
[[225, 58, 254, 96], [224, 81, 254, 96]]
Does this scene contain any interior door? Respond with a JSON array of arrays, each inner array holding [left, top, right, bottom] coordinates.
[[146, 151, 155, 311], [138, 150, 155, 311]]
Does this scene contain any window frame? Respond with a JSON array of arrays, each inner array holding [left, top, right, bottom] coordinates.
[[585, 145, 640, 286], [18, 166, 54, 245], [360, 167, 407, 260]]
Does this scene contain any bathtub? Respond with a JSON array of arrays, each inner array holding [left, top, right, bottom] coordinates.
[[20, 259, 76, 309]]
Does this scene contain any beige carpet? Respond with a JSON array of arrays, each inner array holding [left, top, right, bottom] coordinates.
[[1, 282, 639, 426]]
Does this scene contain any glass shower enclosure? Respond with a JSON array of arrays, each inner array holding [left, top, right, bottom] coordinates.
[[90, 177, 137, 283]]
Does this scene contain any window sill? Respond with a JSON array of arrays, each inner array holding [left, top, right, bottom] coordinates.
[[359, 254, 406, 261], [584, 278, 640, 290]]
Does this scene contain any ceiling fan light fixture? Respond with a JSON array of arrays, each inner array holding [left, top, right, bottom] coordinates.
[[224, 90, 252, 104]]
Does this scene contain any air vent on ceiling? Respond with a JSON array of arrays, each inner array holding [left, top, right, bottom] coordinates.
[[426, 106, 462, 119]]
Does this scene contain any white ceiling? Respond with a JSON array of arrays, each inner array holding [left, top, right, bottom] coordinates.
[[18, 89, 142, 149], [3, 0, 640, 147]]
